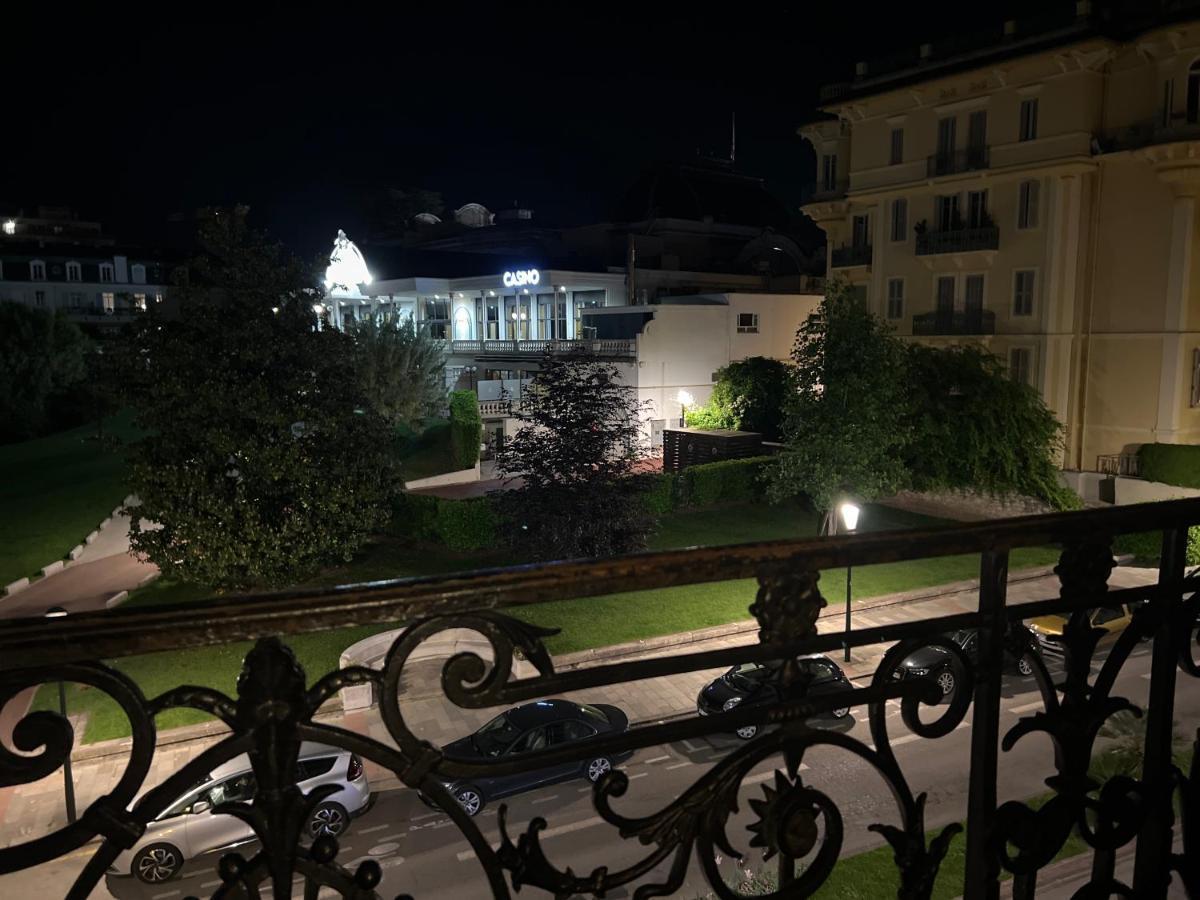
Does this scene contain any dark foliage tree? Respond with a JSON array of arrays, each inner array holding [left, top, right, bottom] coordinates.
[[0, 302, 91, 442], [685, 356, 793, 440], [494, 348, 652, 560], [905, 343, 1080, 510], [121, 208, 400, 588], [768, 281, 913, 516], [350, 316, 446, 429]]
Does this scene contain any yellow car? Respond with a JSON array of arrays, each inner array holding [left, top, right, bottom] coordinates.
[[1027, 603, 1139, 656]]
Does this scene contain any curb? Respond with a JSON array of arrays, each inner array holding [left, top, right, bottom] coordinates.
[[3, 578, 30, 597], [1, 500, 134, 598], [105, 591, 128, 609]]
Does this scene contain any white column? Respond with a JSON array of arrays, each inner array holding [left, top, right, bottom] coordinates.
[[527, 292, 538, 340], [1155, 193, 1196, 440]]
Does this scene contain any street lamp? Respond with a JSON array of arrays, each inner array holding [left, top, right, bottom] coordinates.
[[838, 502, 861, 663], [44, 606, 77, 824], [677, 390, 694, 428]]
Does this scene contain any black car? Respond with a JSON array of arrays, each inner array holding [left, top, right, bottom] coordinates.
[[426, 699, 630, 816], [696, 654, 854, 739], [893, 628, 1034, 697]]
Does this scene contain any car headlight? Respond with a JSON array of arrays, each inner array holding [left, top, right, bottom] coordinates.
[[723, 696, 743, 712], [908, 667, 929, 677]]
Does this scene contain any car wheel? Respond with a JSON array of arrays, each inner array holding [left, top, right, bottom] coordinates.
[[1016, 656, 1033, 676], [307, 802, 349, 838], [133, 843, 183, 884], [585, 757, 613, 782], [735, 724, 758, 740], [935, 669, 956, 696], [456, 786, 485, 817]]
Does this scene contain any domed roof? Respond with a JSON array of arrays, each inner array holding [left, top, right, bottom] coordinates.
[[618, 161, 791, 229]]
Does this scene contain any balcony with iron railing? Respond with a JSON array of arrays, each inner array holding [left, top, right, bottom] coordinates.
[[449, 338, 636, 358], [1099, 115, 1200, 153], [926, 146, 990, 178], [1, 499, 1198, 897], [802, 179, 850, 203], [911, 308, 996, 336], [915, 225, 999, 256], [1097, 452, 1142, 478], [830, 243, 873, 268]]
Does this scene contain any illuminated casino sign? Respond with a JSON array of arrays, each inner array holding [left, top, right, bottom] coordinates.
[[502, 268, 541, 288]]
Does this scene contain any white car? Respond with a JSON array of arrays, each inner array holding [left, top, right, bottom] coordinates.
[[112, 742, 371, 884]]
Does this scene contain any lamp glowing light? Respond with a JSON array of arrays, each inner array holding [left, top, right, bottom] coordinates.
[[312, 303, 326, 315], [2, 220, 15, 236], [677, 390, 695, 409], [839, 501, 860, 533]]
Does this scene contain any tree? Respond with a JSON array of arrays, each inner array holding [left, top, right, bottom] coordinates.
[[685, 356, 793, 441], [0, 302, 91, 442], [121, 208, 400, 588], [367, 187, 446, 240], [768, 281, 913, 516], [350, 317, 446, 429], [905, 343, 1079, 510], [493, 348, 652, 560]]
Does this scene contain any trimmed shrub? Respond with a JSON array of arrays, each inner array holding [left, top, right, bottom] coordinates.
[[640, 472, 679, 516], [1113, 527, 1200, 566], [449, 391, 483, 470], [389, 492, 496, 552], [682, 456, 771, 507], [1138, 443, 1200, 489]]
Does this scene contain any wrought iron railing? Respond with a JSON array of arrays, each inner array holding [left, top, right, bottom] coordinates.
[[1097, 453, 1143, 478], [915, 225, 999, 256], [450, 339, 636, 358], [911, 309, 996, 336], [2, 500, 1200, 897], [830, 243, 872, 268]]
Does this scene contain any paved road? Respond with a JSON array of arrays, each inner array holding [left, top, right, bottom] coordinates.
[[4, 644, 1195, 899]]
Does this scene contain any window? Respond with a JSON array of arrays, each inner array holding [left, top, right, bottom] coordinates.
[[1017, 180, 1040, 229], [99, 263, 114, 283], [821, 153, 838, 191], [967, 190, 989, 228], [967, 109, 987, 150], [936, 195, 960, 231], [66, 261, 81, 282], [964, 274, 984, 314], [509, 727, 548, 755], [889, 128, 904, 165], [68, 291, 85, 308], [134, 293, 147, 311], [573, 289, 606, 338], [35, 290, 45, 307], [296, 757, 337, 781], [536, 292, 556, 338], [154, 292, 163, 304], [1092, 606, 1123, 626], [890, 198, 907, 242], [423, 297, 450, 338], [1009, 347, 1032, 385], [936, 276, 955, 315], [101, 292, 115, 312], [131, 263, 146, 284], [1189, 61, 1200, 124], [547, 720, 595, 744], [1019, 98, 1039, 141], [737, 312, 759, 333], [886, 278, 904, 319], [30, 260, 46, 280], [851, 214, 870, 247], [937, 117, 957, 157], [1164, 78, 1176, 128], [1013, 270, 1035, 316]]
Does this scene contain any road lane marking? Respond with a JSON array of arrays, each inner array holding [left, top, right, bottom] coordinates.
[[381, 833, 407, 841], [456, 816, 607, 861], [412, 811, 441, 820], [151, 892, 179, 899], [644, 755, 670, 764], [201, 881, 223, 889], [666, 761, 692, 770], [1008, 701, 1046, 714], [359, 823, 390, 834], [532, 795, 558, 804], [628, 772, 649, 780]]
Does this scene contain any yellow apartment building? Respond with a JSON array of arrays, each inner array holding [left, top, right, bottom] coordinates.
[[800, 1, 1200, 470]]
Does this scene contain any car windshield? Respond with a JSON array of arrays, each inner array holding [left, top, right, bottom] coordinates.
[[726, 662, 773, 691], [473, 712, 522, 757], [579, 704, 609, 727], [947, 630, 973, 646]]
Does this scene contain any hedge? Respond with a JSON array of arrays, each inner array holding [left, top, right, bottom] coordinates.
[[449, 390, 483, 471], [391, 492, 497, 551], [643, 456, 772, 514], [1138, 443, 1200, 489], [1114, 527, 1200, 566]]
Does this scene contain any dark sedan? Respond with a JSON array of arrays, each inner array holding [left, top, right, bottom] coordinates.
[[425, 699, 630, 816], [893, 628, 1034, 697], [696, 654, 853, 739]]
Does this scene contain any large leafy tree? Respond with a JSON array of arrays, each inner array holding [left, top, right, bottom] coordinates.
[[768, 281, 913, 516], [350, 316, 446, 429], [685, 356, 793, 441], [906, 343, 1079, 509], [121, 209, 399, 588], [0, 302, 91, 442], [494, 348, 651, 560]]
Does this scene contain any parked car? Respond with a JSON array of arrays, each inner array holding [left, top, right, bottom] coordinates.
[[425, 699, 630, 817], [696, 654, 853, 739], [892, 628, 1035, 698], [1027, 603, 1140, 656], [112, 742, 370, 884]]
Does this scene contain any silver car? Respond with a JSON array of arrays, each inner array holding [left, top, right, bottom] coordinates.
[[112, 741, 371, 884]]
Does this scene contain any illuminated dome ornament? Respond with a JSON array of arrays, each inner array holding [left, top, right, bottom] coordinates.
[[324, 229, 373, 293]]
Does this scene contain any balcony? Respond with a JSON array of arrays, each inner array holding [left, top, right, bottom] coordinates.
[[830, 243, 873, 268], [915, 225, 999, 256], [0, 500, 1198, 897], [912, 309, 996, 336], [803, 179, 850, 202], [1100, 116, 1200, 153], [449, 338, 636, 358], [926, 146, 990, 178]]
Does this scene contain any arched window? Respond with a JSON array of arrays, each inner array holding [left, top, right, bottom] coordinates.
[[66, 261, 81, 281], [1188, 60, 1200, 124], [131, 263, 146, 284], [30, 260, 46, 280]]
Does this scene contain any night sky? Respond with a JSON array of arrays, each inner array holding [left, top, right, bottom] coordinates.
[[7, 1, 1046, 256]]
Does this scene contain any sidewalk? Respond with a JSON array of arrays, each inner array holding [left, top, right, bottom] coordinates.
[[0, 564, 1158, 849]]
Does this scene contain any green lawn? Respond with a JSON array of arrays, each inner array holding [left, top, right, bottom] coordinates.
[[43, 500, 1058, 744], [0, 412, 138, 586]]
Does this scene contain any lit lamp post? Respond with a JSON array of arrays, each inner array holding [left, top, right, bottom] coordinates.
[[44, 606, 77, 824], [838, 502, 861, 663], [677, 390, 694, 428]]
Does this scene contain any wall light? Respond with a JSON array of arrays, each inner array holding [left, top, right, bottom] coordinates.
[[2, 220, 15, 236]]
